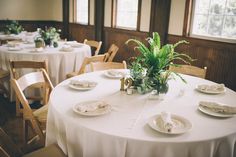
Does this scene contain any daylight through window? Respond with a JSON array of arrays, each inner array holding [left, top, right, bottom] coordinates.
[[115, 0, 139, 29], [76, 0, 89, 24], [191, 0, 236, 41]]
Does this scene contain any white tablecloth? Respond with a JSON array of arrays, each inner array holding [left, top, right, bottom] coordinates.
[[46, 71, 236, 157], [0, 41, 91, 85]]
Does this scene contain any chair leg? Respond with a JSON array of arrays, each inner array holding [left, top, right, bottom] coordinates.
[[23, 119, 29, 147], [15, 98, 23, 117]]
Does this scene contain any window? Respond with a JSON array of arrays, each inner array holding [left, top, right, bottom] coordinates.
[[190, 0, 236, 42], [75, 0, 89, 24], [114, 0, 139, 30]]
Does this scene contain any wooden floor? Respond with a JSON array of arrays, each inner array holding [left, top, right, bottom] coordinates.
[[0, 95, 43, 151]]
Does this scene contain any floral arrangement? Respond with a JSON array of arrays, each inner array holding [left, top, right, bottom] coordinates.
[[126, 32, 193, 94], [36, 27, 61, 47], [4, 20, 24, 35]]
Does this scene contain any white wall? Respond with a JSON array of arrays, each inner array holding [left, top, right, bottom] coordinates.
[[0, 0, 62, 21]]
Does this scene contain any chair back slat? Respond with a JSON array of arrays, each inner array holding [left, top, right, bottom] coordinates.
[[90, 61, 127, 71], [17, 71, 45, 91], [169, 65, 207, 79], [84, 39, 102, 56], [104, 44, 119, 62], [78, 55, 105, 74]]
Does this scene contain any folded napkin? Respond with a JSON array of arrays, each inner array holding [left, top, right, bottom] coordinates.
[[107, 70, 123, 77], [70, 80, 97, 88], [198, 84, 225, 92], [160, 112, 175, 132], [60, 45, 74, 52], [8, 47, 22, 51], [199, 101, 236, 114], [76, 101, 108, 113], [65, 41, 83, 48]]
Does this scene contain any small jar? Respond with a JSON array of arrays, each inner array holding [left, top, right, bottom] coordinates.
[[127, 88, 133, 95]]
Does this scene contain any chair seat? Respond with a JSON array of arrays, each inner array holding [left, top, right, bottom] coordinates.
[[33, 105, 48, 122], [0, 69, 9, 78], [23, 144, 67, 157], [66, 71, 79, 78]]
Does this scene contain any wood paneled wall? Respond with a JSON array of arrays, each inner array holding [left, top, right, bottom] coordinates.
[[167, 34, 236, 91], [68, 23, 95, 43], [104, 27, 149, 62]]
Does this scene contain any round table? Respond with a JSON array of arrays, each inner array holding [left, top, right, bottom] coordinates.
[[0, 41, 91, 85], [46, 70, 236, 157]]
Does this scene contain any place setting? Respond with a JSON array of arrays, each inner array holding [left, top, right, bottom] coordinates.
[[103, 69, 127, 79], [64, 41, 84, 48], [196, 83, 226, 94], [68, 79, 98, 91], [198, 101, 236, 118], [59, 45, 74, 52], [73, 100, 112, 116], [148, 111, 192, 135]]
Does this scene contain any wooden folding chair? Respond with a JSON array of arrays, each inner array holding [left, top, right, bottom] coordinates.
[[83, 39, 102, 56], [90, 61, 127, 71], [10, 62, 53, 147], [104, 44, 119, 62], [66, 54, 106, 78], [169, 64, 207, 79], [10, 61, 48, 116], [0, 127, 66, 157]]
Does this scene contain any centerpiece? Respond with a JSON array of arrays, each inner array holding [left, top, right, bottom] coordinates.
[[36, 27, 61, 48], [126, 32, 193, 97], [4, 20, 24, 35]]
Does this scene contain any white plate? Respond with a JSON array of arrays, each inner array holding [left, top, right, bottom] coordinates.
[[198, 105, 235, 118], [65, 42, 84, 48], [69, 80, 97, 91], [104, 70, 125, 79], [148, 114, 192, 134], [196, 85, 226, 94], [73, 100, 112, 116], [8, 47, 22, 51]]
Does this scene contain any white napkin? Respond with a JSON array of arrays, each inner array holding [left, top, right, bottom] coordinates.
[[199, 101, 236, 114], [65, 41, 83, 48], [107, 70, 124, 77], [8, 47, 22, 51], [198, 84, 225, 92], [60, 45, 74, 52], [76, 101, 108, 113], [160, 112, 175, 132], [70, 80, 97, 88]]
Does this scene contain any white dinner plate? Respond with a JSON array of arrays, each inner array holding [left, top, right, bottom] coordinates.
[[148, 114, 192, 134], [65, 41, 84, 48], [73, 100, 112, 116], [69, 80, 97, 91], [196, 85, 226, 94], [198, 105, 236, 118], [8, 47, 22, 51], [104, 69, 125, 79]]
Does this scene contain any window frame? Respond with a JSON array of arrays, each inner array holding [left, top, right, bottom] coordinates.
[[183, 0, 236, 43], [112, 0, 142, 31], [73, 0, 90, 25]]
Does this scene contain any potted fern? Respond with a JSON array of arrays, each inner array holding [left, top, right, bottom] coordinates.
[[126, 32, 193, 95]]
